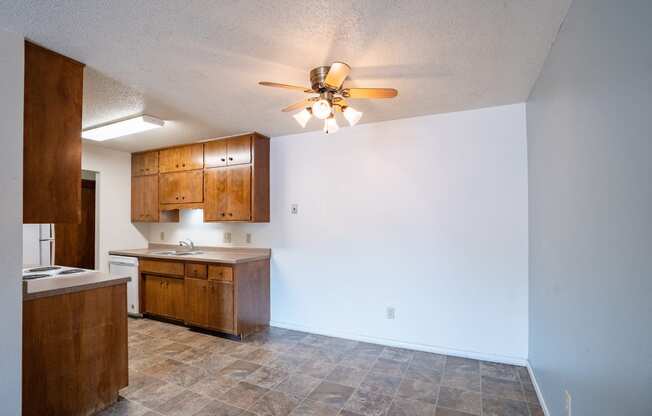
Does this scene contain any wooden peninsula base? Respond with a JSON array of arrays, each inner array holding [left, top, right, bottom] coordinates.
[[23, 281, 128, 416]]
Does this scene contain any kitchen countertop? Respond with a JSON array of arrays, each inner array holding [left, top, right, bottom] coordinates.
[[23, 270, 130, 301], [108, 244, 271, 264]]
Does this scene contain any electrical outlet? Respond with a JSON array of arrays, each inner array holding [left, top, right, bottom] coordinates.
[[223, 232, 232, 243], [565, 390, 572, 416], [160, 231, 165, 241], [291, 204, 298, 214], [386, 307, 396, 320], [246, 233, 252, 244]]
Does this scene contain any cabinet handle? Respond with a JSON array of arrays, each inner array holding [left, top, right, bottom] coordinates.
[[228, 157, 233, 161], [221, 213, 225, 217], [228, 213, 233, 216], [182, 163, 186, 167], [182, 196, 185, 200], [175, 196, 179, 200], [220, 158, 226, 162]]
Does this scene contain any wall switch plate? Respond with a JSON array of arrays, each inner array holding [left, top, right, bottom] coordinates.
[[291, 204, 298, 214], [223, 232, 232, 243], [386, 307, 396, 320], [246, 233, 252, 244], [565, 390, 572, 416], [160, 231, 165, 241]]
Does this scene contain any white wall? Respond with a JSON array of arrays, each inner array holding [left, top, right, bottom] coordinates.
[[82, 142, 149, 271], [0, 28, 23, 415], [149, 104, 530, 361]]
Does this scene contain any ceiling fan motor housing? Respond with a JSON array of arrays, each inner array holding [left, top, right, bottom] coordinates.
[[310, 66, 333, 92]]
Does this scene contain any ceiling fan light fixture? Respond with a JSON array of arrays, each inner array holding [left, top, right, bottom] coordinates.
[[343, 106, 363, 126], [293, 108, 312, 128], [311, 99, 332, 120], [323, 116, 339, 134]]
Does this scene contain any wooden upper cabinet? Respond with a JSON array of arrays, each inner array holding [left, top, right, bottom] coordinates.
[[227, 135, 252, 165], [203, 166, 251, 221], [132, 151, 159, 176], [204, 140, 227, 168], [23, 42, 84, 224], [204, 135, 252, 168], [203, 168, 228, 221], [131, 175, 159, 222], [159, 144, 203, 173], [227, 165, 252, 221], [159, 171, 203, 204]]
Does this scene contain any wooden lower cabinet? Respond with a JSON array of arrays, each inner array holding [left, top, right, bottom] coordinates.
[[143, 275, 185, 320], [184, 278, 209, 326], [141, 258, 269, 338], [23, 283, 128, 416]]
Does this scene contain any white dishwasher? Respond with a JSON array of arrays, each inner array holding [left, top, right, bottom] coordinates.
[[108, 255, 140, 317]]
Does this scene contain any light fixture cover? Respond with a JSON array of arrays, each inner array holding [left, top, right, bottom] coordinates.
[[82, 115, 165, 141], [293, 109, 312, 128], [311, 99, 332, 120], [343, 106, 363, 126], [323, 116, 339, 134]]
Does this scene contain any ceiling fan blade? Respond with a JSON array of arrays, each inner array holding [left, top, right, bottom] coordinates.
[[324, 62, 351, 89], [259, 82, 312, 92], [343, 88, 398, 99], [281, 98, 317, 112]]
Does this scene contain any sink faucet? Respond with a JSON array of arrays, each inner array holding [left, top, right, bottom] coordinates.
[[179, 239, 195, 251]]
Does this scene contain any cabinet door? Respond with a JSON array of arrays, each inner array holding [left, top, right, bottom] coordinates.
[[226, 135, 252, 165], [203, 167, 228, 221], [166, 277, 185, 321], [227, 165, 252, 221], [144, 275, 164, 315], [131, 175, 159, 222], [204, 140, 227, 168], [185, 278, 209, 326], [23, 42, 84, 224], [208, 281, 234, 332], [132, 151, 159, 176], [159, 144, 204, 173], [159, 170, 203, 204]]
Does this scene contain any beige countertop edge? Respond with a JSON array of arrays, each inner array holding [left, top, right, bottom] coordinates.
[[108, 250, 271, 264], [23, 276, 130, 301]]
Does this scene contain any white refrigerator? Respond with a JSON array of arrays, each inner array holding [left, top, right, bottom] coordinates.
[[23, 224, 55, 266]]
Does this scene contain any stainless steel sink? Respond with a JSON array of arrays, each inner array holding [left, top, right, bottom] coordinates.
[[152, 250, 203, 256]]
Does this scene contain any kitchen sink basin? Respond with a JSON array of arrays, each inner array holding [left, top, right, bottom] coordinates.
[[152, 250, 203, 256]]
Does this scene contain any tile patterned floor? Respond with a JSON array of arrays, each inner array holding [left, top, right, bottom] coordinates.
[[96, 318, 543, 416]]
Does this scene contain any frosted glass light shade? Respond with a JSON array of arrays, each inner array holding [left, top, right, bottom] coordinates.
[[311, 99, 332, 120], [343, 106, 363, 126], [293, 109, 312, 128], [323, 116, 339, 134]]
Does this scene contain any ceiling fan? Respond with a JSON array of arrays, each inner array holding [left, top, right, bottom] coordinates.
[[259, 62, 398, 134]]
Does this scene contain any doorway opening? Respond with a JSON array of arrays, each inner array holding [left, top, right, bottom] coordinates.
[[54, 170, 97, 269]]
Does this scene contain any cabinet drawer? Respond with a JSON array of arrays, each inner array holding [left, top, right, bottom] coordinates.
[[140, 259, 184, 276], [207, 265, 233, 282], [185, 263, 207, 279]]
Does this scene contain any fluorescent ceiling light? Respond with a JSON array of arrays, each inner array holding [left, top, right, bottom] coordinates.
[[82, 115, 165, 141]]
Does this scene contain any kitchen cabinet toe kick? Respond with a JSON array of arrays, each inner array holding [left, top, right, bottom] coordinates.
[[138, 258, 269, 339]]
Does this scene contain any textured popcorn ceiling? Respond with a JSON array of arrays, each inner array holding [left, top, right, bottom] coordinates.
[[0, 0, 570, 152]]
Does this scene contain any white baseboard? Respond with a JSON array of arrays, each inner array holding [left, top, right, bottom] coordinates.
[[526, 362, 550, 416], [270, 320, 528, 367]]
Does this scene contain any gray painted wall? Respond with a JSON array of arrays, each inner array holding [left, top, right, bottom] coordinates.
[[0, 28, 23, 414], [527, 1, 652, 415]]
